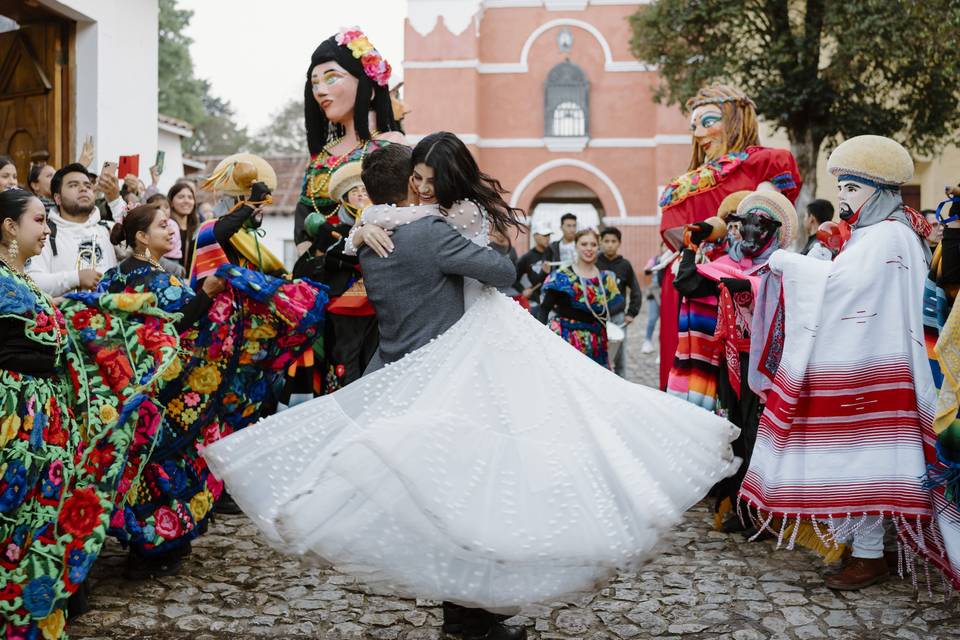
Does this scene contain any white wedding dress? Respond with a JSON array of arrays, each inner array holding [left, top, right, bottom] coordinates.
[[202, 203, 739, 609]]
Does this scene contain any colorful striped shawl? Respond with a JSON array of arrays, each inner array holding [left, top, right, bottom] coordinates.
[[666, 255, 759, 411], [190, 219, 285, 287]]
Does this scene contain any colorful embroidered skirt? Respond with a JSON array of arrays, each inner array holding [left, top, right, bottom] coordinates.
[[549, 317, 608, 367]]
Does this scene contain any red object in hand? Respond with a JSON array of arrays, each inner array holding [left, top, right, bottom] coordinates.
[[118, 155, 139, 179], [816, 221, 845, 253]]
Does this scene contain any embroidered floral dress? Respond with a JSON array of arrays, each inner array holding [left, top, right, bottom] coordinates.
[[538, 267, 623, 367], [1, 262, 178, 639], [94, 262, 219, 558], [91, 261, 327, 558]]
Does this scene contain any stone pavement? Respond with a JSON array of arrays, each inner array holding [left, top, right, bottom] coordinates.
[[72, 308, 960, 639]]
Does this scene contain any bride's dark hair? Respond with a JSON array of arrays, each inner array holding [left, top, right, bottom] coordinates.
[[412, 132, 523, 235], [304, 35, 403, 155]]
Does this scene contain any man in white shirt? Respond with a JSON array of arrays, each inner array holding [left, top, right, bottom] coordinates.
[[26, 163, 120, 296]]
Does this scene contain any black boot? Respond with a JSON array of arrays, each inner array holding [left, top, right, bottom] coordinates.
[[67, 581, 92, 619], [442, 601, 468, 636], [214, 491, 243, 515], [123, 544, 188, 580], [463, 609, 527, 640]]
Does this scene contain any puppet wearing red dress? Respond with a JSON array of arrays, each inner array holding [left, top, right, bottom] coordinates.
[[658, 84, 801, 388]]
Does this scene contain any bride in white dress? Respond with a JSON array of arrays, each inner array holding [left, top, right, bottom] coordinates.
[[202, 133, 739, 609]]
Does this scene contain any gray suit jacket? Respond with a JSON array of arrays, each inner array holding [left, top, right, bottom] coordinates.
[[360, 216, 517, 370]]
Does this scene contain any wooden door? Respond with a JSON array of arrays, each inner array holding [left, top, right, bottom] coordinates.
[[0, 17, 71, 184]]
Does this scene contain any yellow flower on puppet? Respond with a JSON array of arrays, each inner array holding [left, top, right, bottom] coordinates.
[[336, 26, 391, 87]]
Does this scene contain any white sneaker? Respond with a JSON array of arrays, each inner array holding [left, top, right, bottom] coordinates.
[[641, 340, 654, 354]]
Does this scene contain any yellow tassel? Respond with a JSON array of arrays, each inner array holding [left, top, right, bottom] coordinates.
[[782, 521, 847, 564], [713, 497, 733, 531]]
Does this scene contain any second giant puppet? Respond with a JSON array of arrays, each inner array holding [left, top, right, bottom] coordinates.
[[658, 84, 801, 388]]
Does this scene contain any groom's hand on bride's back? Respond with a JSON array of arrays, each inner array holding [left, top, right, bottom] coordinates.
[[356, 224, 394, 258]]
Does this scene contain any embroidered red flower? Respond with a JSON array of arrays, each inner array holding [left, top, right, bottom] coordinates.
[[94, 347, 134, 393], [58, 487, 105, 539], [70, 308, 95, 330], [31, 311, 57, 336], [154, 506, 182, 539], [136, 316, 176, 353]]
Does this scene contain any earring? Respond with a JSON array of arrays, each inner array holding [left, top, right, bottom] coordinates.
[[8, 239, 17, 261]]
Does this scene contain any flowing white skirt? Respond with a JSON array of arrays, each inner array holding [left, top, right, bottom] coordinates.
[[202, 288, 739, 608]]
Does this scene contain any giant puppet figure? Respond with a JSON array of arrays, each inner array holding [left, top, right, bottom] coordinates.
[[658, 84, 801, 388], [742, 135, 960, 591], [289, 27, 405, 398], [294, 27, 405, 245]]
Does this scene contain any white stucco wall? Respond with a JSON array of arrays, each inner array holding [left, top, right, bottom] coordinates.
[[157, 124, 190, 193], [258, 215, 297, 270], [40, 0, 159, 183]]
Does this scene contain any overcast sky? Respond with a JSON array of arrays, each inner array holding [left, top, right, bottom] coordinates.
[[179, 0, 407, 133]]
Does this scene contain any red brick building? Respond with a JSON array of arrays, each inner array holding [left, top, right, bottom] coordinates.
[[403, 0, 693, 266]]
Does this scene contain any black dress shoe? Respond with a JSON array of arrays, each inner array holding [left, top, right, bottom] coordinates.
[[67, 581, 91, 619], [442, 601, 467, 635], [463, 610, 527, 640], [123, 548, 185, 580]]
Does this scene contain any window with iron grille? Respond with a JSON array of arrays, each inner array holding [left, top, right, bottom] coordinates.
[[544, 61, 589, 137]]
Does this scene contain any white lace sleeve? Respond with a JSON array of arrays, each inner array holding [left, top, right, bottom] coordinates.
[[343, 203, 443, 256], [346, 201, 489, 254], [439, 201, 488, 247]]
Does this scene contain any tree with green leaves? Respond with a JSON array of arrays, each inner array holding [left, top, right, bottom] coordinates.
[[630, 0, 960, 202], [157, 0, 251, 155], [250, 99, 307, 156]]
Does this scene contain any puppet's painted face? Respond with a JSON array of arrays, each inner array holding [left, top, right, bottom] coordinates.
[[690, 105, 725, 161], [837, 180, 877, 226], [729, 209, 781, 257], [311, 61, 359, 125]]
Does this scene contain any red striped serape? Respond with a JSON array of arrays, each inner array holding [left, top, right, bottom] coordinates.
[[741, 221, 959, 585]]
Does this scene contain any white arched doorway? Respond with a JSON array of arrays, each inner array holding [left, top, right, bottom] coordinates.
[[527, 181, 602, 247]]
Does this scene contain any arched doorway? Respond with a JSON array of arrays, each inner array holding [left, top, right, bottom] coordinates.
[[526, 180, 602, 246]]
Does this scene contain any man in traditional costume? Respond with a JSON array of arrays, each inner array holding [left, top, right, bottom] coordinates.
[[658, 84, 801, 388], [742, 135, 959, 590], [669, 189, 797, 534]]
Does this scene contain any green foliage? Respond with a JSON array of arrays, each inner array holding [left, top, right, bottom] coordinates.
[[630, 0, 960, 159], [157, 0, 205, 127], [249, 99, 307, 156]]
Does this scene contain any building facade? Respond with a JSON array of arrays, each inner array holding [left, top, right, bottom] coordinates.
[[404, 0, 685, 266], [0, 0, 170, 187]]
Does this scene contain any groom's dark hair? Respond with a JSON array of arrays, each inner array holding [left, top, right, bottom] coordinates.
[[362, 144, 413, 205]]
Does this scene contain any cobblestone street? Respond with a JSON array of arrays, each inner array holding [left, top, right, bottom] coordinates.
[[73, 313, 960, 639]]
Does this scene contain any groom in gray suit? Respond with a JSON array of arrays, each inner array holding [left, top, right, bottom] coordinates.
[[357, 144, 517, 372], [354, 144, 527, 640]]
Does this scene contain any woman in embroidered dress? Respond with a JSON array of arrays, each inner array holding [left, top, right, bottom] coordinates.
[[657, 84, 801, 388], [537, 229, 623, 367], [0, 190, 178, 638], [92, 204, 226, 579], [203, 133, 740, 616]]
